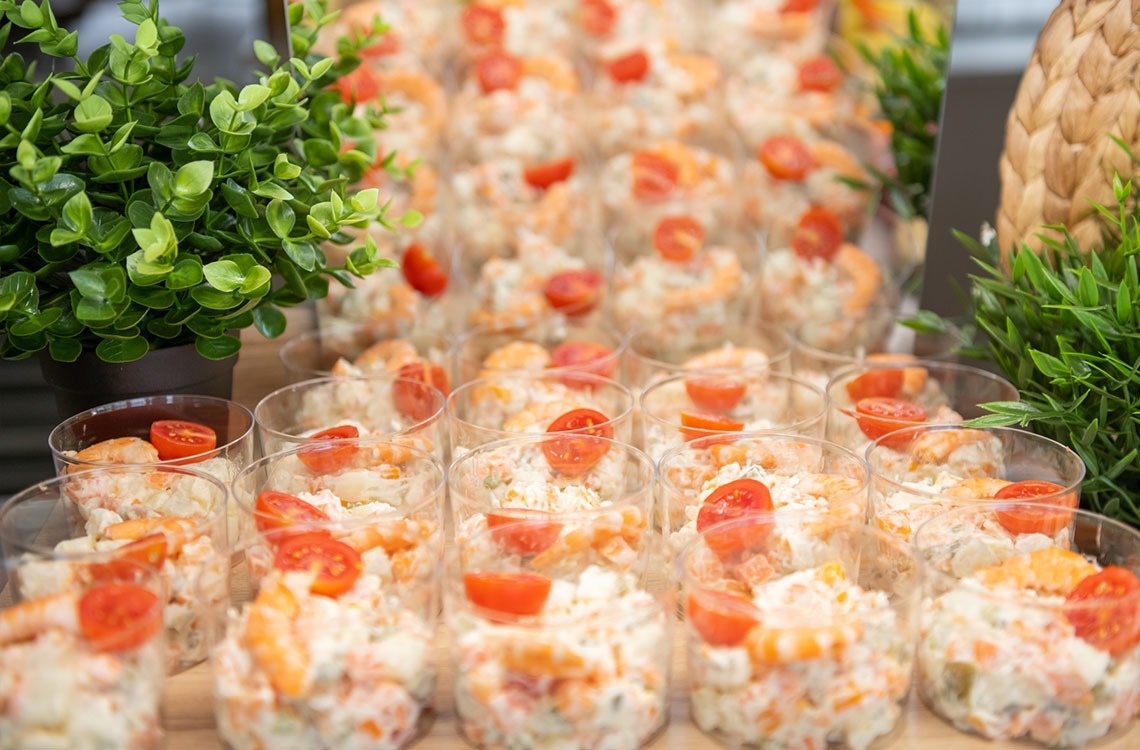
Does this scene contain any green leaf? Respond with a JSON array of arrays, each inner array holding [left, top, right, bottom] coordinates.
[[60, 133, 107, 156], [237, 83, 270, 111], [251, 182, 293, 201], [273, 153, 301, 180], [134, 18, 158, 50], [266, 198, 295, 238], [73, 95, 113, 133], [196, 334, 241, 359], [253, 303, 286, 338], [398, 209, 422, 228], [95, 336, 149, 363], [190, 284, 242, 310], [167, 257, 204, 289], [51, 76, 82, 100], [173, 161, 214, 198], [202, 260, 245, 293], [253, 39, 279, 67], [69, 263, 127, 302], [187, 132, 220, 152], [220, 180, 259, 219]]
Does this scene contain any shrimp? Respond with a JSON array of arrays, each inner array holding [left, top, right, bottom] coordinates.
[[530, 507, 645, 570], [102, 516, 197, 557], [0, 593, 78, 646], [468, 293, 548, 334], [944, 477, 1013, 500], [501, 399, 589, 433], [663, 249, 743, 312], [245, 577, 309, 699], [865, 353, 927, 395], [480, 341, 552, 374], [974, 547, 1097, 596], [910, 428, 1002, 469], [340, 518, 437, 555], [70, 437, 161, 468], [745, 619, 862, 664], [667, 53, 720, 96], [347, 339, 422, 375], [376, 69, 446, 137], [833, 243, 882, 314], [681, 345, 771, 371], [521, 55, 579, 92], [499, 639, 591, 679]]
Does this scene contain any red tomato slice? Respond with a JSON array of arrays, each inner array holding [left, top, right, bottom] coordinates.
[[393, 361, 450, 422], [542, 408, 614, 476], [550, 341, 618, 381], [297, 425, 360, 474], [362, 30, 401, 58], [797, 55, 843, 92], [78, 582, 163, 653], [854, 397, 927, 445], [696, 478, 774, 559], [333, 66, 380, 104], [464, 571, 552, 617], [88, 534, 169, 583], [274, 532, 363, 598], [845, 369, 904, 401], [684, 376, 747, 414], [543, 269, 603, 317], [401, 243, 448, 297], [993, 480, 1077, 535], [792, 207, 844, 262], [486, 512, 563, 556], [652, 215, 704, 263], [758, 135, 815, 181], [524, 157, 576, 190], [475, 50, 522, 93], [149, 420, 217, 462], [254, 490, 330, 533], [686, 587, 761, 647], [680, 411, 745, 441], [461, 4, 505, 45], [580, 0, 617, 37], [780, 0, 819, 12], [631, 150, 679, 201], [1065, 567, 1140, 656], [607, 50, 650, 83]]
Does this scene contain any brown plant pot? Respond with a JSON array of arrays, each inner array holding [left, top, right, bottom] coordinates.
[[38, 344, 238, 420]]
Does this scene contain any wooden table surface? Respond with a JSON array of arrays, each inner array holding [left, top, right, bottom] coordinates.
[[161, 309, 1140, 749]]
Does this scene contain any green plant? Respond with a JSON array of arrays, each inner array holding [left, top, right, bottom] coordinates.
[[0, 0, 409, 363], [949, 174, 1140, 526]]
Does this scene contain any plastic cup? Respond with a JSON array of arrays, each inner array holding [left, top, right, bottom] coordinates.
[[623, 320, 792, 390], [0, 464, 230, 673], [678, 512, 919, 750], [278, 321, 452, 383], [913, 503, 1140, 747]]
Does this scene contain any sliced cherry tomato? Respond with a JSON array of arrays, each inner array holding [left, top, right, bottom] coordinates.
[[149, 420, 217, 462], [757, 135, 815, 181], [464, 571, 552, 617], [607, 50, 649, 83], [580, 0, 617, 37], [542, 408, 614, 476], [792, 206, 844, 262], [362, 30, 401, 58], [523, 157, 576, 190], [845, 368, 904, 401], [854, 397, 927, 446], [543, 269, 603, 317], [475, 50, 522, 93], [993, 480, 1077, 535], [393, 361, 450, 422], [686, 587, 761, 647], [297, 424, 360, 474], [274, 532, 363, 598], [797, 55, 843, 92], [78, 582, 163, 653], [680, 410, 745, 441], [780, 0, 818, 12], [652, 215, 704, 263], [696, 478, 774, 559], [486, 512, 563, 556], [684, 376, 747, 414], [631, 149, 679, 201], [994, 479, 1074, 504], [461, 4, 505, 45], [1065, 567, 1140, 656], [550, 341, 619, 384], [401, 243, 448, 297], [333, 65, 380, 104], [88, 534, 169, 583], [254, 490, 330, 533]]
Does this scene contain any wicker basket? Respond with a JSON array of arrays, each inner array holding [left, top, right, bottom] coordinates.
[[996, 0, 1139, 256]]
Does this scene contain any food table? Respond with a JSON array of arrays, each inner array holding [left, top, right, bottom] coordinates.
[[157, 309, 1140, 749]]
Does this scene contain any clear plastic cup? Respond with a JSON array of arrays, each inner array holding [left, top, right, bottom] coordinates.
[[0, 464, 230, 673], [443, 519, 672, 749], [824, 360, 1019, 455], [865, 424, 1086, 541], [678, 511, 919, 750], [278, 321, 452, 383], [913, 503, 1140, 747], [446, 371, 634, 455], [254, 373, 448, 460], [48, 394, 255, 481], [639, 370, 826, 460], [1, 554, 167, 748]]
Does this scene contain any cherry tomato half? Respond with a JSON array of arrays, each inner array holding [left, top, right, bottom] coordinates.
[[792, 206, 844, 262], [780, 0, 819, 12], [461, 4, 505, 45], [686, 587, 761, 647], [274, 532, 364, 598], [255, 490, 330, 533], [845, 368, 904, 401], [150, 420, 217, 462], [631, 150, 679, 201], [401, 243, 448, 297], [88, 534, 168, 583], [993, 480, 1076, 535], [607, 50, 650, 83], [475, 50, 522, 93], [361, 30, 401, 59], [653, 215, 704, 263], [550, 341, 619, 383], [464, 571, 552, 617], [543, 269, 603, 317], [524, 157, 576, 190], [297, 425, 360, 474], [542, 409, 614, 475], [696, 478, 774, 559], [684, 376, 747, 414], [1065, 567, 1140, 656], [758, 135, 815, 181], [680, 411, 745, 442], [486, 512, 563, 556], [797, 55, 843, 92], [580, 0, 617, 37], [333, 66, 381, 104], [854, 397, 927, 445], [78, 582, 163, 653], [393, 361, 450, 422]]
